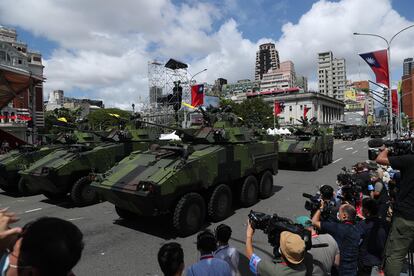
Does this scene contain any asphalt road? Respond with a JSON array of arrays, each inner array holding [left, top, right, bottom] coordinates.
[[0, 138, 371, 276]]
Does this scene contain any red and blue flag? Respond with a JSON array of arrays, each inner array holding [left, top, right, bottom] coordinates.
[[359, 49, 389, 87], [191, 84, 204, 107]]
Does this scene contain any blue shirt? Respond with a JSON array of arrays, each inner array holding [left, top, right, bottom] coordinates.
[[186, 254, 232, 276], [321, 221, 360, 276]]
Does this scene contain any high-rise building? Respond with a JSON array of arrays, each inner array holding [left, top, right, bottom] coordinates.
[[260, 61, 296, 91], [255, 43, 280, 81], [402, 71, 414, 123], [0, 26, 44, 127], [318, 51, 347, 100], [403, 58, 414, 77], [296, 75, 308, 92]]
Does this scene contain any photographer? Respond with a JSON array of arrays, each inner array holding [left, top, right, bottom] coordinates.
[[319, 185, 339, 222], [356, 198, 389, 276], [312, 203, 360, 276], [296, 216, 340, 276], [246, 220, 308, 275], [368, 172, 389, 220], [376, 147, 414, 276]]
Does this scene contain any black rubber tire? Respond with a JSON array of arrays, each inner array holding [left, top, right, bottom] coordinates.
[[173, 193, 206, 236], [0, 176, 16, 193], [43, 191, 67, 201], [115, 206, 137, 220], [310, 154, 319, 171], [239, 175, 259, 207], [318, 153, 324, 168], [17, 177, 34, 196], [323, 151, 329, 165], [208, 184, 232, 222], [328, 151, 333, 163], [71, 176, 99, 206], [259, 171, 274, 199]]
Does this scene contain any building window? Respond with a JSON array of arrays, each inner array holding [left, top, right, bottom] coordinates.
[[0, 51, 5, 60], [33, 56, 41, 62], [18, 59, 22, 64], [289, 106, 292, 112]]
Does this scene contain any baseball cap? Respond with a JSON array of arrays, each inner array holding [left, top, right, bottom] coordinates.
[[280, 231, 305, 264], [295, 216, 312, 227]]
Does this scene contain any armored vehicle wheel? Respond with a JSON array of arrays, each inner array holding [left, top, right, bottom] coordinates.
[[318, 153, 324, 168], [43, 191, 67, 201], [310, 155, 319, 171], [173, 193, 206, 236], [259, 171, 273, 199], [71, 176, 99, 206], [115, 206, 137, 220], [0, 176, 16, 193], [323, 151, 329, 165], [18, 178, 34, 196], [328, 151, 333, 163], [239, 175, 258, 207], [208, 184, 232, 222]]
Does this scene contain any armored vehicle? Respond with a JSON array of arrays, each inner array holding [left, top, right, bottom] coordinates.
[[369, 125, 387, 138], [0, 145, 61, 193], [0, 131, 95, 194], [333, 125, 344, 139], [278, 118, 333, 171], [342, 125, 359, 140], [19, 126, 160, 206], [91, 110, 278, 236]]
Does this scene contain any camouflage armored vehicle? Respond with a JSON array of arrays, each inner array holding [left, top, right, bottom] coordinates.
[[91, 110, 278, 236], [19, 126, 160, 206], [278, 117, 333, 171], [333, 125, 344, 139], [369, 125, 387, 138], [0, 145, 61, 193], [342, 125, 358, 140], [0, 131, 94, 194]]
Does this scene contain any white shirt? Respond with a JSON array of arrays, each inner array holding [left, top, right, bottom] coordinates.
[[214, 245, 240, 276]]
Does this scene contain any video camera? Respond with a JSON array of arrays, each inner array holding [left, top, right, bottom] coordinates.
[[336, 167, 362, 206], [248, 210, 312, 257], [302, 192, 336, 221], [368, 138, 414, 160]]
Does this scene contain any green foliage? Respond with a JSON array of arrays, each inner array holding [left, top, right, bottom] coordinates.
[[43, 107, 82, 134], [220, 97, 274, 128], [87, 108, 131, 130]]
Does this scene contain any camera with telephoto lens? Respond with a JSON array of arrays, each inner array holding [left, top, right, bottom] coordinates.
[[248, 210, 312, 257], [368, 138, 414, 160]]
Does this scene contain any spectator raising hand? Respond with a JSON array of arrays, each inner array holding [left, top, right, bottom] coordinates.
[[0, 208, 22, 255]]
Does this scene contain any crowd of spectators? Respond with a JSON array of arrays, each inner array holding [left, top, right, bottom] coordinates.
[[156, 146, 414, 276]]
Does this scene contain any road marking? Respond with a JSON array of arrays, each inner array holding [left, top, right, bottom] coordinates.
[[352, 150, 358, 154], [345, 147, 353, 150], [67, 217, 84, 221], [24, 208, 42, 213], [333, 158, 343, 163]]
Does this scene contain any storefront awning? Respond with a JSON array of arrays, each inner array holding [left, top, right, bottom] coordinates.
[[0, 64, 43, 109]]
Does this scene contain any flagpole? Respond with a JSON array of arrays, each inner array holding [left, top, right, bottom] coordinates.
[[354, 25, 414, 139]]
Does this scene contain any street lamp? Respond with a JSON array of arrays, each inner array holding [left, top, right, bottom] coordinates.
[[189, 68, 208, 84], [353, 24, 414, 139]]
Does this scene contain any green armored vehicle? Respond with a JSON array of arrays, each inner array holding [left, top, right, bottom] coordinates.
[[278, 117, 333, 171], [369, 125, 387, 138], [0, 145, 62, 193], [333, 125, 344, 139], [0, 131, 91, 194], [91, 110, 278, 236], [19, 126, 160, 206], [342, 125, 358, 140]]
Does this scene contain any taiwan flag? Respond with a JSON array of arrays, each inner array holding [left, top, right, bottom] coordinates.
[[359, 49, 389, 87], [274, 101, 281, 115], [191, 84, 204, 107]]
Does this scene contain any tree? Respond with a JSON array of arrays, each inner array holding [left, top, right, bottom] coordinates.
[[220, 97, 273, 128], [87, 108, 132, 130], [42, 107, 82, 134]]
